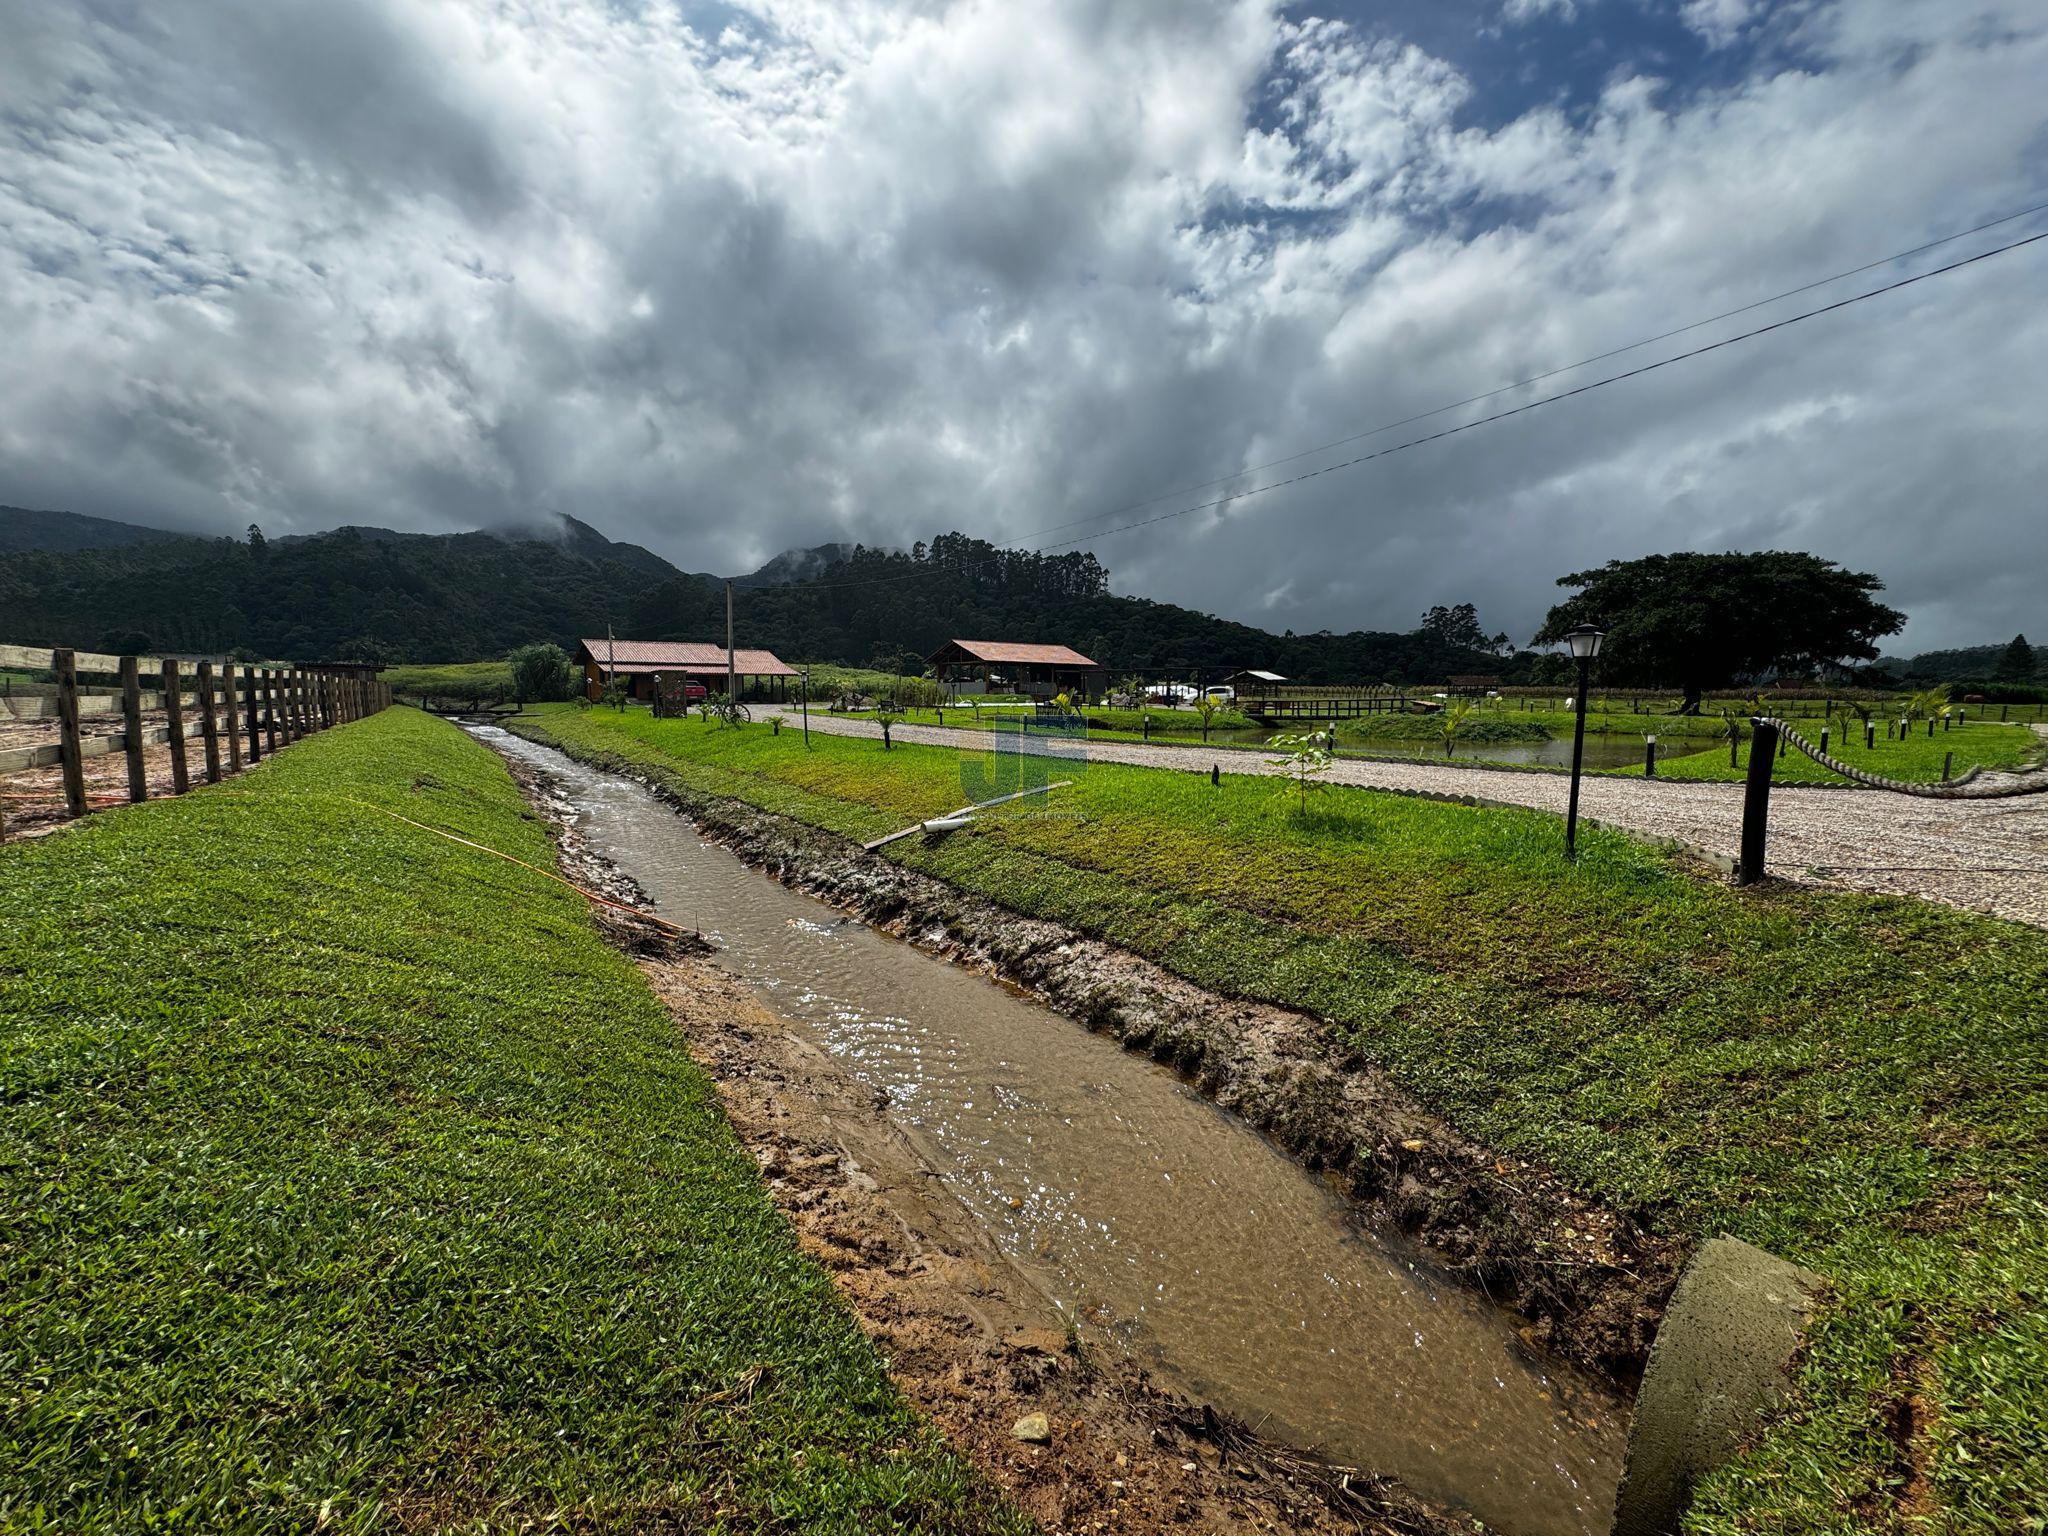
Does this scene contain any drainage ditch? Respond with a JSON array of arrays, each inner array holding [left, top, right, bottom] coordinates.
[[485, 727, 1631, 1536]]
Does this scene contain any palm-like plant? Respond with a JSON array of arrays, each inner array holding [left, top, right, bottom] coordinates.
[[1438, 697, 1476, 758], [1903, 684, 1951, 724]]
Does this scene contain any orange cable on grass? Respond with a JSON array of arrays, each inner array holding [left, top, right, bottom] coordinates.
[[349, 800, 692, 938]]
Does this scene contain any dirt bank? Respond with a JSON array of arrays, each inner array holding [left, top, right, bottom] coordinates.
[[508, 729, 1684, 1385], [503, 748, 1461, 1536]]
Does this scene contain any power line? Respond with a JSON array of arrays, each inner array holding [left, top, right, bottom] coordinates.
[[1013, 195, 2048, 547], [1028, 226, 2047, 555], [775, 206, 2048, 594]]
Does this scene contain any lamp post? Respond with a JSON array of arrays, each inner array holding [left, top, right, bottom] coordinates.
[[1562, 624, 1604, 859], [799, 668, 810, 748]]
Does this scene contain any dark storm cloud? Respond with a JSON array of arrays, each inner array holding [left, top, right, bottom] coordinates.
[[0, 0, 2042, 649]]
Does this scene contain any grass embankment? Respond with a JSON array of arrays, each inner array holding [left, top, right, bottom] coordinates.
[[0, 708, 1018, 1535], [513, 704, 2048, 1535], [1335, 713, 1551, 746], [381, 658, 515, 704]]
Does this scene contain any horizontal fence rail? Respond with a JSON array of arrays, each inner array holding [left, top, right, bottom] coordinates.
[[0, 644, 391, 837]]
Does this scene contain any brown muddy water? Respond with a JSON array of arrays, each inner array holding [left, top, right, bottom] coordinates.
[[486, 729, 1628, 1536]]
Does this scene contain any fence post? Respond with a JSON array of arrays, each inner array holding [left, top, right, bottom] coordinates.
[[161, 660, 190, 794], [1942, 750, 1954, 782], [1737, 718, 1778, 887], [55, 648, 88, 819], [196, 661, 223, 783], [119, 655, 148, 803], [264, 669, 281, 752], [223, 664, 244, 773], [244, 667, 263, 762]]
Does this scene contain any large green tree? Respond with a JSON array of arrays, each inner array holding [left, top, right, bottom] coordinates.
[[1995, 633, 2036, 682], [1535, 551, 1905, 713]]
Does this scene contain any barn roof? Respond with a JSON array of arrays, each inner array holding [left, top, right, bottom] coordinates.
[[1229, 669, 1288, 683], [930, 639, 1100, 667], [577, 639, 797, 676]]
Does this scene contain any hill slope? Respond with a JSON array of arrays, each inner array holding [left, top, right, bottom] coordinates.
[[0, 509, 1512, 679], [0, 519, 686, 661], [0, 505, 190, 553]]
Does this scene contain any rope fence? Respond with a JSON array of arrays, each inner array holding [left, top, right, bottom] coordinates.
[[1737, 716, 2048, 885]]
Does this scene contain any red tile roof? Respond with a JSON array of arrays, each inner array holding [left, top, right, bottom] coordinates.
[[932, 639, 1100, 667], [577, 639, 797, 676]]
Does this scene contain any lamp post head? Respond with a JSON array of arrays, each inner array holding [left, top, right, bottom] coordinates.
[[1565, 624, 1605, 661]]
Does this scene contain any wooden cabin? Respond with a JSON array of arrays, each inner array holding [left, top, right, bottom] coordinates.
[[928, 640, 1103, 700], [575, 639, 797, 702]]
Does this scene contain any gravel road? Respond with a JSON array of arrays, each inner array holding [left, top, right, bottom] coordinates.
[[767, 711, 2048, 928]]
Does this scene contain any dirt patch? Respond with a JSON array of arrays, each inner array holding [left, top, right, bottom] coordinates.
[[505, 748, 1465, 1536], [1, 739, 203, 840], [509, 733, 1683, 1385]]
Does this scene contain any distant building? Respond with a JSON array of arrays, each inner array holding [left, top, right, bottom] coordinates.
[[1225, 669, 1287, 695], [928, 639, 1103, 699], [574, 639, 797, 702], [1445, 673, 1502, 695]]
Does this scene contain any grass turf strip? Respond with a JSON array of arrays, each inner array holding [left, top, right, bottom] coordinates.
[[0, 708, 1021, 1535], [514, 703, 2048, 1536]]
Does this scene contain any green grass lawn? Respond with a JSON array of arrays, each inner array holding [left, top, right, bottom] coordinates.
[[827, 702, 1254, 736], [1629, 719, 2042, 784], [381, 658, 516, 703], [0, 708, 1019, 1535], [514, 703, 2048, 1536]]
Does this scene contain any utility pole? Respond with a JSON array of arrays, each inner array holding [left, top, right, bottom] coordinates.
[[725, 580, 736, 705], [606, 623, 616, 707]]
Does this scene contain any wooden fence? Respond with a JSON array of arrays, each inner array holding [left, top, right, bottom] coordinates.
[[0, 643, 390, 836]]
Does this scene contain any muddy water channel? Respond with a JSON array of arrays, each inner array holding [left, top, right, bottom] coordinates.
[[489, 731, 1627, 1536]]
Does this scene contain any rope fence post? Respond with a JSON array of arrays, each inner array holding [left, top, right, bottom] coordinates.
[[55, 648, 88, 820], [162, 659, 190, 795], [1737, 717, 1778, 887], [119, 655, 148, 803]]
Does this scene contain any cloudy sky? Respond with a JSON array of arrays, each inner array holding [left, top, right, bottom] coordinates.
[[3, 0, 2043, 650]]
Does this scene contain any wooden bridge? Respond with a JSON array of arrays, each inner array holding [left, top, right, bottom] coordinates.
[[1235, 684, 1420, 723]]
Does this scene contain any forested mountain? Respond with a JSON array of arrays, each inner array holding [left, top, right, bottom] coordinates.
[[0, 505, 189, 554], [2, 507, 1526, 681], [627, 534, 1522, 682], [1, 516, 686, 661]]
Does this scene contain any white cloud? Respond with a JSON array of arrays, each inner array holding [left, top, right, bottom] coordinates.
[[0, 0, 2043, 650], [1502, 0, 1579, 24]]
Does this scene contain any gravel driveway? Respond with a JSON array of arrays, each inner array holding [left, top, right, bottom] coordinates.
[[767, 711, 2048, 928]]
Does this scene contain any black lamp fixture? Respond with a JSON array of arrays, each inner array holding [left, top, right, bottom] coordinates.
[[1563, 624, 1605, 859]]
